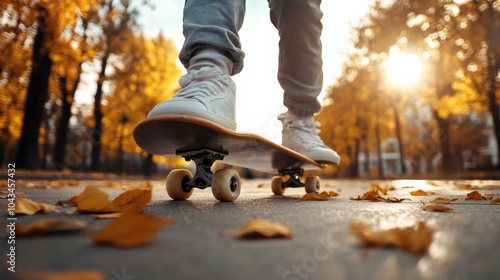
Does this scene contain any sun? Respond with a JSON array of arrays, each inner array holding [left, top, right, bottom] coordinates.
[[384, 45, 422, 87]]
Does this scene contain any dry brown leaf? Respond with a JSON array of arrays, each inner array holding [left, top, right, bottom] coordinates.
[[300, 191, 329, 201], [385, 197, 407, 203], [371, 183, 388, 195], [75, 186, 120, 213], [15, 198, 60, 215], [410, 190, 432, 196], [491, 198, 500, 204], [14, 269, 105, 280], [421, 203, 453, 212], [257, 183, 265, 188], [16, 219, 89, 236], [91, 213, 122, 219], [328, 191, 340, 197], [350, 220, 433, 255], [350, 190, 383, 202], [111, 189, 152, 213], [91, 212, 175, 248], [465, 190, 488, 200], [429, 197, 458, 204], [223, 218, 293, 239]]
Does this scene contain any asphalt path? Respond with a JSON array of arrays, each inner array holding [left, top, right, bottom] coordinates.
[[1, 178, 500, 280]]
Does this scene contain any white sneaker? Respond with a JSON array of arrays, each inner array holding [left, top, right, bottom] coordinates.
[[148, 66, 237, 130], [278, 112, 340, 164]]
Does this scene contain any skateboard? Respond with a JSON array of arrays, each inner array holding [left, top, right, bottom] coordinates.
[[133, 114, 326, 202]]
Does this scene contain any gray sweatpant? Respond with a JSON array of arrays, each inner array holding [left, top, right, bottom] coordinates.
[[180, 0, 323, 116]]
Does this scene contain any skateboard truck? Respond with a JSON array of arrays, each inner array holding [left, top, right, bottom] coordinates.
[[177, 149, 228, 190], [279, 168, 305, 188]]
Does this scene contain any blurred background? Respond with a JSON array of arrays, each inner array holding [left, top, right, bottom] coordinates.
[[0, 0, 499, 179]]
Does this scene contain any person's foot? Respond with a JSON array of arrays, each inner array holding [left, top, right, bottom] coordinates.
[[148, 66, 237, 130], [278, 111, 340, 164]]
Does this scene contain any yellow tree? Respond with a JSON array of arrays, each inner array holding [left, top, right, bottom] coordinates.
[[101, 33, 181, 175]]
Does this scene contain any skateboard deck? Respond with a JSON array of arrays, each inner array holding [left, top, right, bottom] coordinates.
[[133, 114, 324, 174]]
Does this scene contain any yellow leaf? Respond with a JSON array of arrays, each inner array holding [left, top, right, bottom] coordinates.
[[111, 189, 152, 213], [492, 198, 500, 204], [410, 190, 431, 196], [91, 212, 175, 248], [328, 191, 340, 197], [370, 183, 388, 195], [15, 198, 60, 215], [350, 221, 433, 254], [421, 203, 453, 212], [300, 191, 330, 201], [350, 190, 383, 202], [75, 186, 120, 213], [223, 218, 293, 239], [16, 219, 89, 236], [14, 269, 105, 280], [429, 197, 458, 204]]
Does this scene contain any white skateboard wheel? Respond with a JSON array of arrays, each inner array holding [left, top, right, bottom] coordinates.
[[212, 169, 241, 202], [271, 176, 285, 195], [166, 169, 194, 200], [304, 176, 320, 193]]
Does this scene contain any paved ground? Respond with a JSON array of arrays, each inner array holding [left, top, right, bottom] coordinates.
[[1, 177, 500, 280]]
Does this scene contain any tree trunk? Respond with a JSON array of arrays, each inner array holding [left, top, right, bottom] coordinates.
[[16, 10, 53, 170], [431, 110, 457, 175], [143, 153, 154, 177], [90, 55, 109, 172]]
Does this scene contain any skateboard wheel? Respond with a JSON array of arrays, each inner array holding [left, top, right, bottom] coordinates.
[[304, 176, 320, 193], [271, 176, 285, 195], [166, 169, 194, 200], [212, 169, 241, 202]]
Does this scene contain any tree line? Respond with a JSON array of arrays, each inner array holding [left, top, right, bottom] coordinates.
[[0, 0, 182, 174], [318, 0, 499, 177]]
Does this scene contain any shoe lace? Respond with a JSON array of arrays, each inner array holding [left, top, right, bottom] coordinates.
[[177, 67, 229, 99], [279, 115, 326, 147]]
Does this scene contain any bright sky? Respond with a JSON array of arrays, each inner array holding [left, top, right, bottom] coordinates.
[[136, 1, 374, 143]]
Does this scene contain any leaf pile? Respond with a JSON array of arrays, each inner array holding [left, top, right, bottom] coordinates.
[[350, 221, 433, 254]]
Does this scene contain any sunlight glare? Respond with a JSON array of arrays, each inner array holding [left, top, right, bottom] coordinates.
[[384, 45, 422, 87]]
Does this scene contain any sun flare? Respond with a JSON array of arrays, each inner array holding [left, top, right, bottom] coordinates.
[[384, 45, 422, 87]]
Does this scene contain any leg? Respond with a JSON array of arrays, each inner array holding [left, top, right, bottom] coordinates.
[[268, 0, 323, 115], [269, 0, 340, 164], [181, 0, 246, 76], [147, 0, 247, 130]]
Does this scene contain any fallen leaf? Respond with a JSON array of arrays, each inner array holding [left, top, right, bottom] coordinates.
[[350, 221, 433, 255], [410, 190, 432, 196], [371, 183, 388, 195], [492, 198, 500, 204], [16, 219, 90, 236], [14, 269, 105, 280], [222, 218, 293, 239], [421, 203, 453, 212], [91, 213, 122, 219], [350, 190, 383, 202], [385, 197, 407, 203], [15, 198, 60, 215], [465, 190, 488, 200], [458, 183, 474, 190], [402, 186, 414, 189], [300, 191, 330, 201], [257, 183, 265, 188], [75, 186, 120, 213], [328, 191, 340, 197], [429, 197, 458, 204], [90, 212, 175, 248], [111, 189, 152, 213]]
